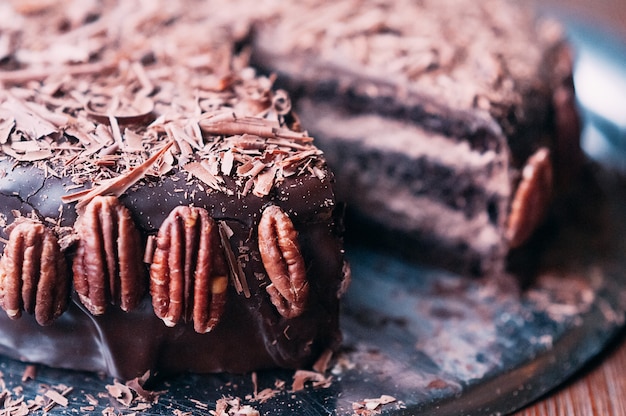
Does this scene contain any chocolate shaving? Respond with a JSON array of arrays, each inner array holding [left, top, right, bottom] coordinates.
[[199, 116, 312, 141], [245, 375, 284, 405], [0, 117, 15, 144], [291, 370, 332, 392], [352, 395, 398, 415], [266, 137, 310, 151], [221, 150, 235, 175], [218, 221, 251, 298], [252, 165, 278, 197], [144, 235, 157, 264], [106, 380, 133, 407], [43, 388, 70, 409], [0, 61, 118, 84], [169, 123, 203, 150], [123, 128, 145, 152], [86, 97, 155, 126], [211, 397, 260, 416], [1, 144, 53, 162], [1, 95, 56, 139], [312, 349, 334, 374], [126, 372, 158, 403], [63, 141, 174, 210], [183, 161, 225, 192], [108, 114, 124, 148], [10, 140, 42, 154], [21, 365, 37, 382], [237, 159, 265, 178], [20, 101, 69, 128], [130, 61, 155, 96], [279, 149, 321, 170]]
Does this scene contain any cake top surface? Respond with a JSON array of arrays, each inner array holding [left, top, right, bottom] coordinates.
[[0, 0, 327, 217], [241, 0, 568, 124]]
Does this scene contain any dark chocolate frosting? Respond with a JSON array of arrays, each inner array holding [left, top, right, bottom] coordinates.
[[0, 0, 348, 379], [0, 159, 346, 379]]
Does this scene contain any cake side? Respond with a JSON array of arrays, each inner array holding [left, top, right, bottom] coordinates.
[[0, 0, 348, 379], [299, 100, 512, 275]]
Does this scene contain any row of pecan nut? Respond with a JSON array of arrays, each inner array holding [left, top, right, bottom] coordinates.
[[0, 196, 309, 331]]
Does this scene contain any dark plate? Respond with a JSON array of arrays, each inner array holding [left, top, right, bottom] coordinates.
[[2, 16, 626, 416]]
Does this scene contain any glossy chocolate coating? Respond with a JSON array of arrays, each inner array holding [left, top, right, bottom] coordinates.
[[0, 0, 351, 380], [0, 158, 345, 380]]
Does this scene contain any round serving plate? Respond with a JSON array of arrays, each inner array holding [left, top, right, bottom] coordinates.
[[1, 12, 626, 416]]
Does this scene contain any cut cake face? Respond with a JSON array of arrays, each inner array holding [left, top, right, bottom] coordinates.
[[243, 0, 582, 274]]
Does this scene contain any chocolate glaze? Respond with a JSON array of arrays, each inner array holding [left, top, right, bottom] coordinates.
[[0, 159, 346, 380], [0, 0, 353, 379], [0, 6, 351, 378]]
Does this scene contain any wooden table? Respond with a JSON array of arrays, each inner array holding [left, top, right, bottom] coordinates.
[[515, 330, 626, 415]]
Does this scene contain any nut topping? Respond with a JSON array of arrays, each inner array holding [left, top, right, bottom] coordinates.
[[150, 206, 229, 333], [0, 221, 69, 326], [72, 196, 146, 315], [506, 147, 553, 248], [258, 205, 308, 319]]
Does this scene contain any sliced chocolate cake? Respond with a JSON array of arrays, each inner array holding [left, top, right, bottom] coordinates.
[[243, 0, 583, 275], [0, 1, 348, 379]]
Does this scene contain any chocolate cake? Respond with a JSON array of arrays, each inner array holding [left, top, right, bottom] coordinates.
[[241, 0, 583, 275], [0, 1, 348, 379]]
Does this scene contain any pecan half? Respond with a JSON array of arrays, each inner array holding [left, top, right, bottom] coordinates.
[[0, 221, 69, 326], [258, 205, 308, 319], [149, 206, 228, 333], [72, 196, 145, 315], [506, 147, 553, 248]]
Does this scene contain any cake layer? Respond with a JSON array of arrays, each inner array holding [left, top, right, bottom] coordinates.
[[299, 101, 510, 274], [298, 100, 511, 213]]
